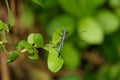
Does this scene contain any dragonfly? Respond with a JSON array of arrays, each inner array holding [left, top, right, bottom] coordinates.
[[58, 28, 68, 58]]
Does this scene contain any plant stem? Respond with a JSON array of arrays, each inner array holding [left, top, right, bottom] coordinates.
[[1, 52, 10, 80], [3, 45, 8, 54], [20, 48, 27, 53], [5, 0, 9, 11]]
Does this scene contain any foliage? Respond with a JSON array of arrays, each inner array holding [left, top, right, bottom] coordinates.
[[78, 17, 104, 44], [0, 0, 120, 79], [0, 0, 69, 73], [5, 0, 14, 29], [0, 20, 66, 72]]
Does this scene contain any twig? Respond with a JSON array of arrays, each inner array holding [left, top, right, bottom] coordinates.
[[20, 48, 27, 53], [1, 52, 10, 80]]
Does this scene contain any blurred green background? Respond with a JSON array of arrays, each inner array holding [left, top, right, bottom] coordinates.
[[0, 0, 120, 80]]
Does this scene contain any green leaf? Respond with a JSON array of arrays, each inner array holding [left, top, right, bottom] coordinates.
[[51, 27, 69, 46], [29, 48, 39, 60], [0, 45, 3, 53], [8, 10, 14, 29], [78, 17, 104, 44], [5, 0, 14, 29], [33, 34, 44, 47], [27, 34, 35, 45], [18, 40, 33, 54], [27, 33, 44, 48], [47, 47, 64, 72], [27, 48, 34, 54], [18, 41, 39, 60], [18, 40, 32, 49], [7, 51, 19, 63], [62, 42, 81, 70], [0, 20, 4, 31], [51, 28, 63, 45], [96, 10, 120, 34], [32, 0, 44, 8]]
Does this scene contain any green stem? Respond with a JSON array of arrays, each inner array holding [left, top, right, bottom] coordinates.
[[1, 30, 7, 43], [20, 48, 27, 53], [5, 0, 10, 11], [3, 45, 8, 54]]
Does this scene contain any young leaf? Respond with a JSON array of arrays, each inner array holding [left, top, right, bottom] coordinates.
[[27, 34, 35, 45], [51, 28, 63, 45], [18, 40, 33, 54], [7, 51, 19, 63], [5, 0, 14, 29], [18, 40, 39, 60], [32, 0, 44, 8], [33, 34, 44, 47], [27, 33, 44, 48], [29, 48, 39, 60], [0, 20, 4, 31], [18, 40, 32, 49], [27, 48, 34, 54], [47, 47, 64, 72]]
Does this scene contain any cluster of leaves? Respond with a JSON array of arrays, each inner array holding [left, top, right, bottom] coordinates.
[[0, 0, 15, 63], [35, 0, 120, 79], [1, 0, 120, 79], [16, 27, 66, 73], [0, 20, 9, 51], [0, 0, 69, 73], [0, 19, 67, 72]]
